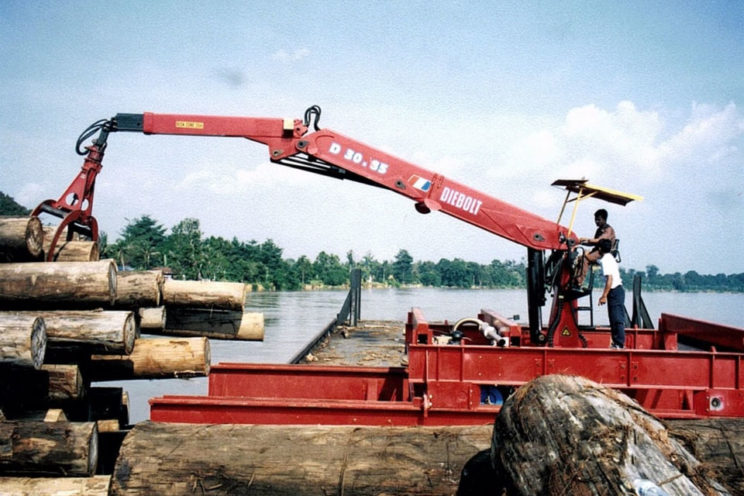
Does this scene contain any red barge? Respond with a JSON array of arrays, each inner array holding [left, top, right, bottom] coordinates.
[[149, 309, 744, 424]]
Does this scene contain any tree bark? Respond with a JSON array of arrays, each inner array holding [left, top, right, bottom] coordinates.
[[17, 310, 137, 355], [162, 307, 264, 340], [0, 216, 44, 262], [0, 475, 110, 495], [137, 306, 165, 331], [668, 418, 744, 496], [0, 260, 117, 308], [0, 314, 46, 369], [161, 279, 247, 311], [110, 421, 491, 496], [87, 337, 210, 381], [114, 270, 163, 308], [490, 375, 729, 496], [43, 364, 85, 401], [47, 240, 100, 262], [0, 420, 98, 476], [0, 364, 83, 418]]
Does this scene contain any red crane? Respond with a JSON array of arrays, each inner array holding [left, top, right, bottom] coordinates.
[[36, 106, 744, 422], [35, 107, 623, 346]]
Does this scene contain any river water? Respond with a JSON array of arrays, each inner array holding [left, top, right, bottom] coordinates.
[[113, 288, 744, 423]]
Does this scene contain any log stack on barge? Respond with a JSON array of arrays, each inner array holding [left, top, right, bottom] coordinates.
[[0, 216, 264, 494]]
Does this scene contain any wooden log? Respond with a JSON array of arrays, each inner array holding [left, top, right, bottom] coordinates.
[[163, 307, 264, 340], [490, 375, 729, 496], [0, 420, 98, 476], [162, 279, 247, 311], [0, 314, 46, 369], [138, 306, 165, 331], [115, 270, 163, 308], [43, 364, 85, 401], [0, 364, 83, 418], [0, 216, 43, 262], [44, 408, 68, 422], [17, 310, 137, 355], [48, 240, 100, 262], [97, 419, 120, 433], [0, 475, 111, 495], [110, 421, 492, 496], [668, 418, 744, 496], [0, 260, 117, 308], [88, 337, 210, 381]]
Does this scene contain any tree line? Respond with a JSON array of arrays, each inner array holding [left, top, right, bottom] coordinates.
[[100, 215, 744, 293], [99, 215, 529, 290], [1, 192, 742, 292]]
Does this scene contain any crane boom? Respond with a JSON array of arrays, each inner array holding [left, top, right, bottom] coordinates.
[[37, 106, 598, 346], [114, 111, 576, 251]]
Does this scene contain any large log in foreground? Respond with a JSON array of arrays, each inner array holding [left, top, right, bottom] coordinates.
[[110, 421, 492, 496], [490, 375, 729, 496], [0, 420, 98, 476], [0, 314, 46, 369], [0, 260, 117, 308], [0, 216, 43, 262], [0, 475, 111, 496], [162, 279, 247, 311], [88, 337, 210, 381], [163, 307, 264, 340]]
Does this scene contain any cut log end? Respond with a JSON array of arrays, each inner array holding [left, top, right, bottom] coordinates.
[[30, 316, 47, 369], [25, 216, 44, 257], [0, 216, 44, 261], [123, 312, 136, 354]]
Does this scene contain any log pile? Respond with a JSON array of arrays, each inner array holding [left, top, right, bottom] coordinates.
[[0, 215, 263, 488]]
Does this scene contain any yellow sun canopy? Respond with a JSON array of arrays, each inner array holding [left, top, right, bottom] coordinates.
[[552, 179, 643, 235], [552, 178, 643, 206]]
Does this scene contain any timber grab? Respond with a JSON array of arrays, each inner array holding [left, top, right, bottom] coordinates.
[[38, 106, 624, 346]]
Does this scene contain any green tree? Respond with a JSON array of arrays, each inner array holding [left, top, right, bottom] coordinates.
[[392, 249, 414, 284], [313, 251, 347, 286], [438, 258, 470, 287], [165, 218, 204, 279], [114, 215, 167, 269], [415, 260, 441, 286], [202, 236, 232, 280], [0, 192, 30, 215], [293, 255, 314, 287], [258, 239, 294, 289]]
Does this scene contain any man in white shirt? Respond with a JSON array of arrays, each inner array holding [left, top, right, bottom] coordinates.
[[597, 238, 625, 349]]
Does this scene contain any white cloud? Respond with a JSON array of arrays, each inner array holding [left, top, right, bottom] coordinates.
[[176, 160, 305, 195], [14, 182, 45, 207], [657, 101, 741, 168], [272, 48, 311, 63]]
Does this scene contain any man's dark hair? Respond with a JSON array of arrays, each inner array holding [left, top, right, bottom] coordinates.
[[598, 238, 613, 253], [594, 209, 608, 220]]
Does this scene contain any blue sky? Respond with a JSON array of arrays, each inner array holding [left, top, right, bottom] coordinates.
[[1, 1, 742, 274]]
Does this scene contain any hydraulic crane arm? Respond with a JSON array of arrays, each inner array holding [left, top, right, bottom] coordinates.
[[38, 105, 588, 347], [112, 110, 577, 252]]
